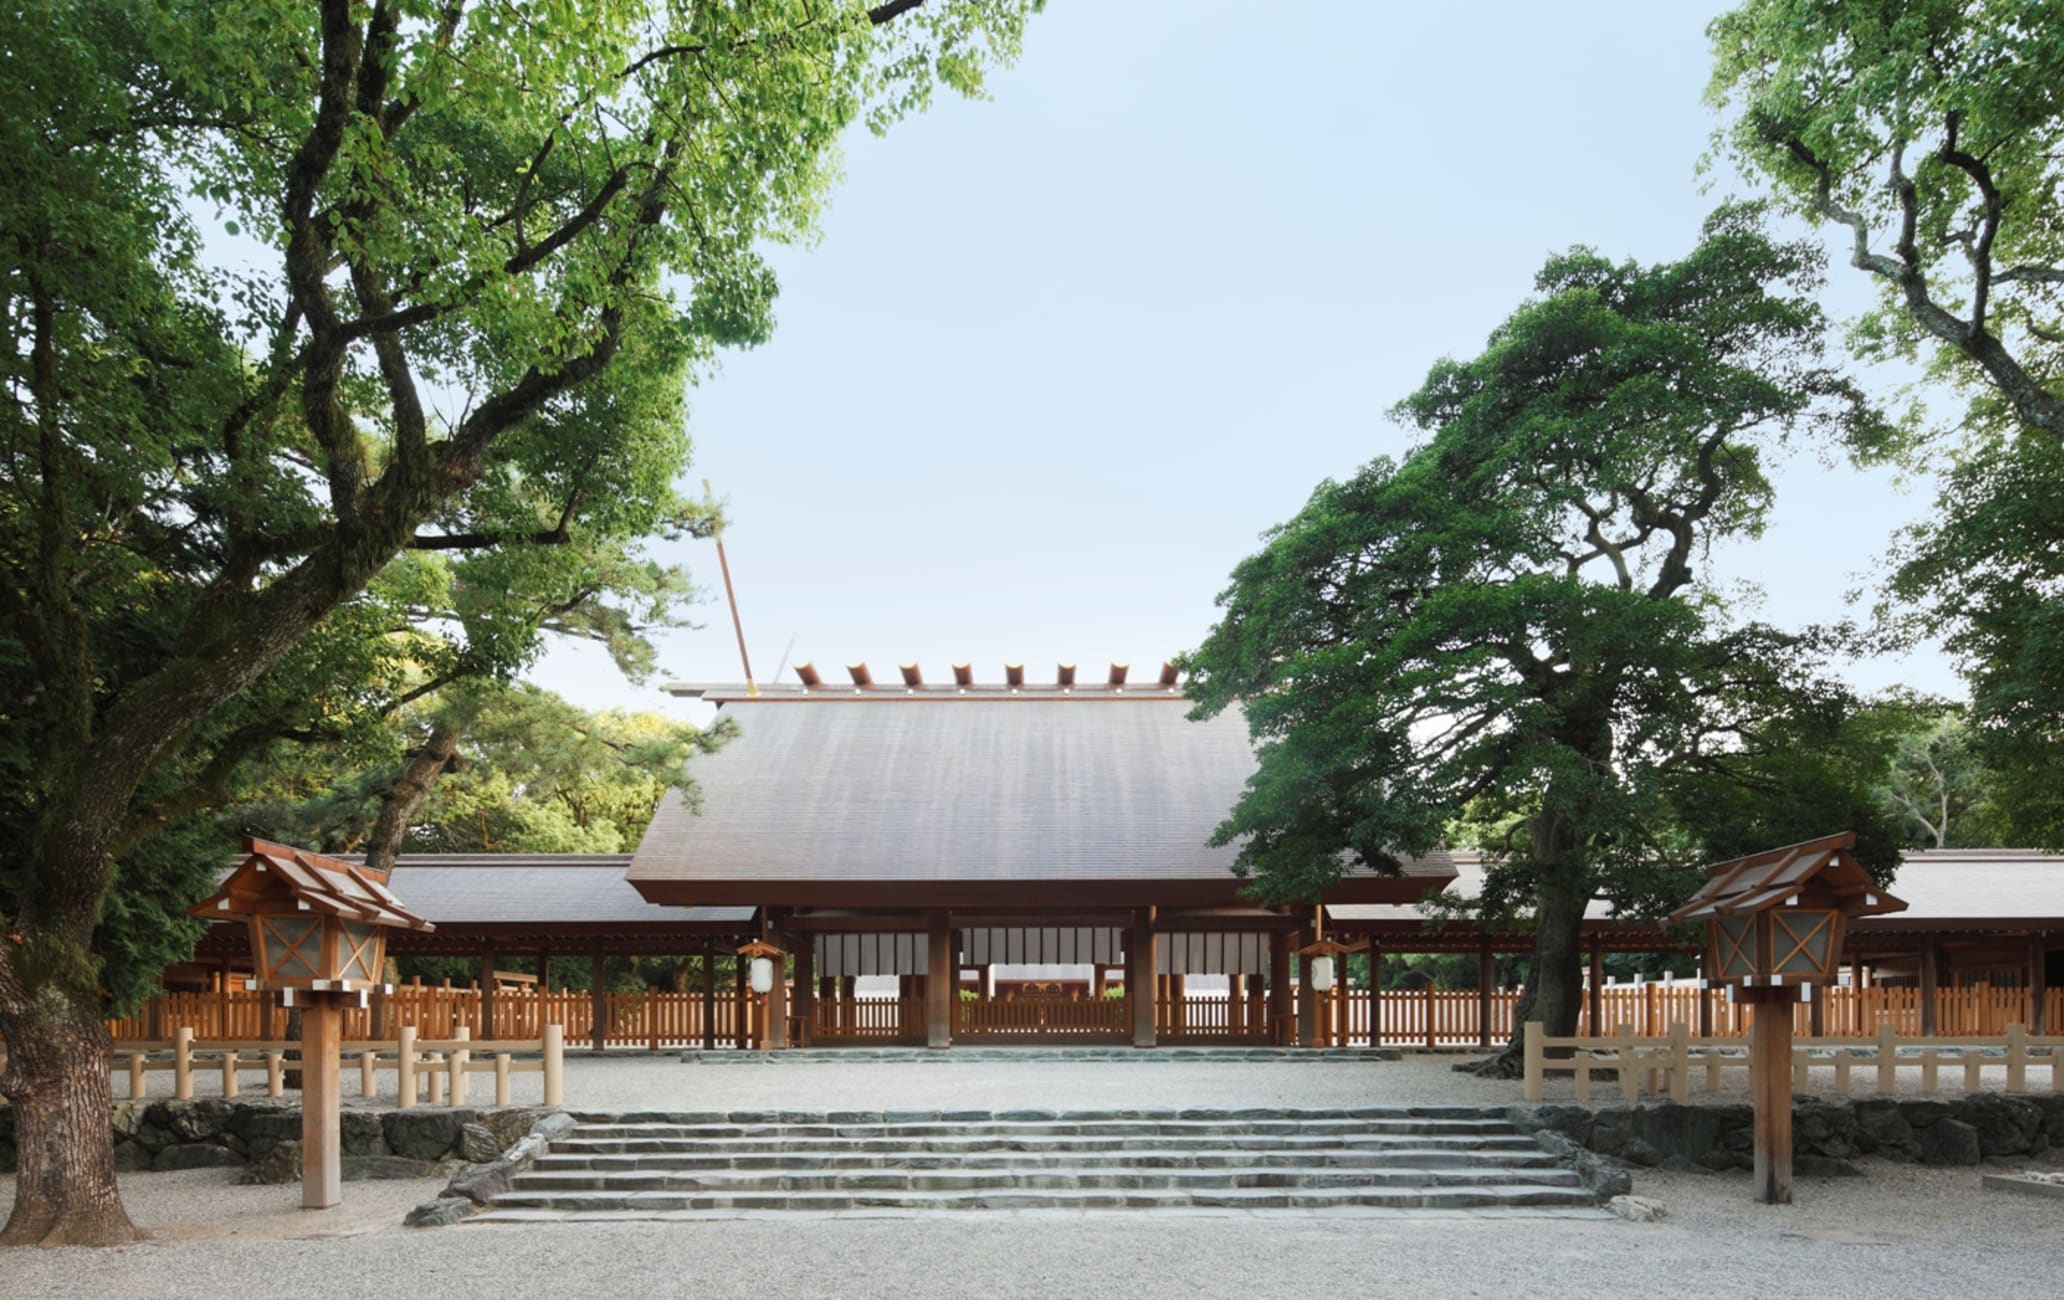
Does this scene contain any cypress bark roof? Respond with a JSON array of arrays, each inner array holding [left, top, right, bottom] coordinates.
[[626, 697, 1456, 908]]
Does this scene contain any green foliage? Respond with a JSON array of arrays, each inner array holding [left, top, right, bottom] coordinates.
[[231, 684, 731, 856], [0, 0, 1038, 1027], [1710, 1, 2064, 848], [1183, 207, 1894, 923], [1888, 417, 2064, 846]]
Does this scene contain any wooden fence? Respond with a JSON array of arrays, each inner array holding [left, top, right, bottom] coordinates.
[[101, 1024, 564, 1108], [1523, 1020, 2064, 1103], [961, 996, 1131, 1039], [102, 982, 2064, 1051], [814, 996, 924, 1041]]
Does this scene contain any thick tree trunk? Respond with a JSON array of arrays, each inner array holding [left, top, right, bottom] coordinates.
[[0, 984, 144, 1247], [1464, 822, 1589, 1079], [361, 722, 462, 874]]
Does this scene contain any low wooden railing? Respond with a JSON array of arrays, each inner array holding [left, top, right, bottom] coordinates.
[[101, 1024, 564, 1108], [1157, 992, 1269, 1039], [97, 982, 2064, 1051], [1523, 1020, 2064, 1103], [961, 996, 1129, 1038], [811, 996, 924, 1040]]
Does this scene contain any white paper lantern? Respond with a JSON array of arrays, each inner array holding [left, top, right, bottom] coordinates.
[[1308, 955, 1335, 993], [749, 956, 775, 994]]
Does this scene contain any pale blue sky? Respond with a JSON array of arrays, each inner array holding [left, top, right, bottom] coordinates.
[[529, 0, 1956, 720]]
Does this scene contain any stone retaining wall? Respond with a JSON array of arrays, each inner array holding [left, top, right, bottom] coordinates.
[[0, 1101, 549, 1178], [1507, 1093, 2064, 1174]]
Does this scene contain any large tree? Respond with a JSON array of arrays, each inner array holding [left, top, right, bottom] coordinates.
[[0, 0, 1036, 1246], [1183, 207, 1888, 1073], [1709, 1, 2064, 845]]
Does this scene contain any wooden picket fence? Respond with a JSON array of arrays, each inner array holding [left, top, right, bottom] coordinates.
[[101, 1024, 564, 1108], [1523, 1020, 2064, 1103], [101, 982, 2064, 1051]]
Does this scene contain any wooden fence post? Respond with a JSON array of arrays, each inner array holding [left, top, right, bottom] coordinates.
[[128, 1052, 147, 1101], [1876, 1023, 1897, 1095], [543, 1023, 564, 1106], [265, 1051, 284, 1098], [1523, 1021, 1545, 1102], [494, 1053, 512, 1106], [221, 1047, 239, 1098], [176, 1027, 196, 1097], [360, 1049, 377, 1098], [1616, 1023, 1639, 1101], [1669, 1021, 1690, 1103], [450, 1025, 470, 1107], [2007, 1023, 2027, 1093], [398, 1025, 417, 1109], [1423, 978, 1436, 1050]]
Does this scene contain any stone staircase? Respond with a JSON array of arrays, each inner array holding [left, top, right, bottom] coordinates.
[[468, 1108, 1604, 1221]]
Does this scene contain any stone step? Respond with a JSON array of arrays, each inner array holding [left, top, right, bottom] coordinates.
[[508, 1165, 1582, 1194], [474, 1184, 1598, 1216], [478, 1108, 1594, 1221], [549, 1133, 1536, 1158], [577, 1114, 1502, 1130], [680, 1048, 1405, 1065], [531, 1146, 1561, 1174], [560, 1118, 1517, 1141]]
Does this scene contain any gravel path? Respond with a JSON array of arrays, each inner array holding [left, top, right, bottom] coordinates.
[[3, 1160, 2060, 1299]]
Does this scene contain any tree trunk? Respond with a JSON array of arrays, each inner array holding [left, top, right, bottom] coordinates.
[[362, 721, 463, 873], [1464, 820, 1589, 1079], [0, 984, 144, 1246]]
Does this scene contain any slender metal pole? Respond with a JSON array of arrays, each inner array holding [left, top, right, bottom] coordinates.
[[704, 480, 757, 695]]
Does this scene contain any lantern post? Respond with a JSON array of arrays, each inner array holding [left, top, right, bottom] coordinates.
[[736, 939, 787, 1050], [1668, 832, 1906, 1205], [189, 837, 434, 1209]]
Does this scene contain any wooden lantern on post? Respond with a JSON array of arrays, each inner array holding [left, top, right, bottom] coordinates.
[[188, 837, 434, 1210], [1668, 832, 1905, 1205], [735, 939, 786, 1050], [1293, 903, 1364, 1048]]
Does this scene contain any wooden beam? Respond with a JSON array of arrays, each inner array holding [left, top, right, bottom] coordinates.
[[734, 954, 749, 1049], [1747, 987, 1795, 1205], [1296, 923, 1318, 1049], [765, 911, 789, 1050], [480, 947, 497, 1039], [926, 910, 953, 1049], [1368, 941, 1382, 1048], [1920, 944, 1940, 1036], [1131, 907, 1157, 1048], [1269, 929, 1292, 1046], [702, 945, 717, 1050], [300, 995, 343, 1209], [1697, 948, 1714, 1039], [794, 934, 815, 1047], [2031, 936, 2049, 1036], [1587, 939, 1605, 1035], [1477, 936, 1494, 1050], [589, 952, 607, 1053]]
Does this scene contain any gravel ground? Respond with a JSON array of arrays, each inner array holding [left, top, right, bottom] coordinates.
[[2, 1159, 2060, 1299], [103, 1047, 2062, 1112]]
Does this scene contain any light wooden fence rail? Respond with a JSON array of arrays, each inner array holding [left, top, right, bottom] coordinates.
[[97, 983, 2064, 1050], [100, 1024, 564, 1108], [1522, 1020, 2064, 1103]]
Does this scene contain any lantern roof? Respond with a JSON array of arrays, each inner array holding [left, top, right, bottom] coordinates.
[[188, 837, 435, 932], [1667, 831, 1907, 925]]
